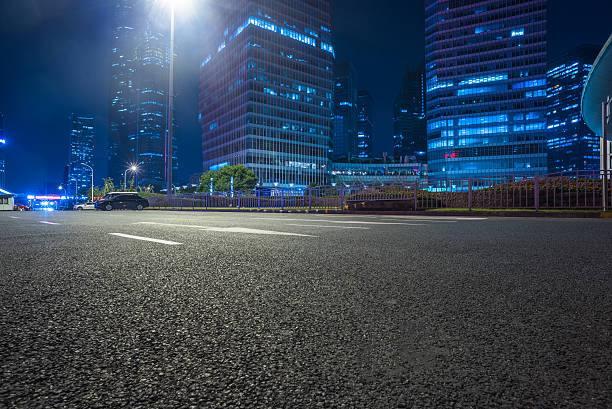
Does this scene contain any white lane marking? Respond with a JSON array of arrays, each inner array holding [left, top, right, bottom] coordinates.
[[9, 216, 20, 219], [381, 217, 457, 223], [39, 221, 60, 225], [252, 217, 425, 226], [134, 222, 317, 237], [286, 223, 369, 230], [109, 233, 182, 245], [455, 217, 488, 220]]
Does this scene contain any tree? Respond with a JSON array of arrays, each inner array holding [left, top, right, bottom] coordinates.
[[197, 170, 216, 192], [216, 165, 257, 191], [197, 165, 258, 192], [101, 177, 115, 196]]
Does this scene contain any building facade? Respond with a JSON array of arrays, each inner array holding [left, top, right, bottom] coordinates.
[[425, 0, 548, 181], [332, 61, 358, 160], [108, 0, 177, 189], [66, 114, 95, 196], [356, 90, 374, 158], [331, 159, 425, 187], [0, 113, 5, 188], [547, 45, 600, 173], [393, 66, 426, 162], [199, 0, 335, 189]]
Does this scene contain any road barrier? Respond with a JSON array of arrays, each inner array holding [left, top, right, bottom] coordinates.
[[148, 170, 612, 212]]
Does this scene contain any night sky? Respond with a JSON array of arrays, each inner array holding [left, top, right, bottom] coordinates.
[[0, 0, 609, 192]]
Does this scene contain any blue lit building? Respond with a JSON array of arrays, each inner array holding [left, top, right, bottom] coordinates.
[[109, 0, 138, 185], [425, 0, 548, 180], [109, 0, 177, 189], [0, 113, 6, 188], [199, 0, 335, 188], [357, 90, 374, 158], [393, 65, 426, 162], [332, 61, 358, 160], [331, 158, 425, 187], [66, 114, 95, 196], [547, 45, 601, 173]]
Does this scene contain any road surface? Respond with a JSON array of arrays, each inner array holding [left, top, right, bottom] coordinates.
[[1, 211, 611, 407]]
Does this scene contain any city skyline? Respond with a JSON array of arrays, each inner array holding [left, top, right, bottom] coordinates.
[[0, 0, 609, 191]]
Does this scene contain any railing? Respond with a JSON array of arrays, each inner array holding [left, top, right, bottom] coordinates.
[[147, 187, 345, 211], [147, 170, 612, 212]]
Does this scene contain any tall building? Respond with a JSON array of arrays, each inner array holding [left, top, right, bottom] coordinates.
[[332, 61, 358, 160], [425, 0, 548, 180], [199, 0, 335, 188], [135, 22, 177, 187], [66, 114, 95, 196], [109, 0, 138, 185], [108, 0, 176, 189], [356, 90, 374, 158], [547, 45, 601, 173], [0, 113, 6, 187], [393, 66, 426, 162]]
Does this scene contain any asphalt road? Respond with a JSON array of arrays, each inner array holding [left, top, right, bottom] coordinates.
[[0, 210, 611, 408]]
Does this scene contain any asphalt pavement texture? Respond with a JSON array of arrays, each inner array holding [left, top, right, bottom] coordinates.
[[0, 210, 611, 408]]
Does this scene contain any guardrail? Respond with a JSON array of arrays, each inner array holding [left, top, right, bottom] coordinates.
[[148, 170, 612, 212]]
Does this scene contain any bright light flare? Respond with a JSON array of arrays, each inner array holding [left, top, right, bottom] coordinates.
[[158, 0, 194, 13]]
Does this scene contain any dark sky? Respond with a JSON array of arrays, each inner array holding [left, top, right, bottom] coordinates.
[[0, 0, 610, 192]]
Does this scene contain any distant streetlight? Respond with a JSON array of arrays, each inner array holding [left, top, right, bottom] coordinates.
[[124, 164, 139, 189], [81, 163, 94, 202]]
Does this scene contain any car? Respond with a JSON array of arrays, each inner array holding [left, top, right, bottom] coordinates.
[[73, 202, 96, 211], [95, 192, 149, 211], [13, 204, 31, 211]]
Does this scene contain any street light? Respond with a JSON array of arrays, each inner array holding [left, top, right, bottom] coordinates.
[[124, 164, 139, 189], [159, 0, 193, 198], [81, 163, 94, 202]]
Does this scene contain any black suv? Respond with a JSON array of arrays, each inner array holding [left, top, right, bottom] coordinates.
[[95, 193, 149, 211]]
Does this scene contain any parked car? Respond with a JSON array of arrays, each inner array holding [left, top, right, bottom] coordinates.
[[73, 202, 96, 211], [95, 192, 149, 211], [13, 204, 31, 211]]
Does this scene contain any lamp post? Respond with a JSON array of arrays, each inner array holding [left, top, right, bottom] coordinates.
[[81, 163, 94, 202], [166, 1, 176, 198]]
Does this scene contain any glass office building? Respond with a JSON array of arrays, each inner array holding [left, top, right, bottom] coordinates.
[[109, 0, 176, 189], [109, 0, 138, 185], [425, 0, 548, 180], [393, 66, 426, 162], [357, 90, 374, 158], [67, 114, 95, 196], [332, 61, 358, 160], [199, 0, 334, 188], [547, 45, 600, 173]]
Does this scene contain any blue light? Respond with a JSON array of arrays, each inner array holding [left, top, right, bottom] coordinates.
[[210, 162, 230, 171], [511, 28, 525, 37]]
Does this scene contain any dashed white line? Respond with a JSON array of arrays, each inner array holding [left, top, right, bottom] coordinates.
[[286, 223, 369, 230], [9, 216, 20, 219], [109, 233, 182, 245], [252, 217, 425, 226], [39, 221, 60, 225], [134, 222, 317, 237]]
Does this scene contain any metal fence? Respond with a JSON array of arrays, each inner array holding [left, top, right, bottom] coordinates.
[[147, 170, 612, 212]]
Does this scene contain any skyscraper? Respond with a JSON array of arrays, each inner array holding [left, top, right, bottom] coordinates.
[[108, 0, 176, 189], [547, 45, 601, 173], [199, 0, 334, 188], [332, 61, 358, 160], [67, 114, 95, 196], [356, 90, 374, 158], [425, 0, 548, 180], [109, 0, 138, 185], [0, 113, 6, 187], [393, 66, 426, 162]]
